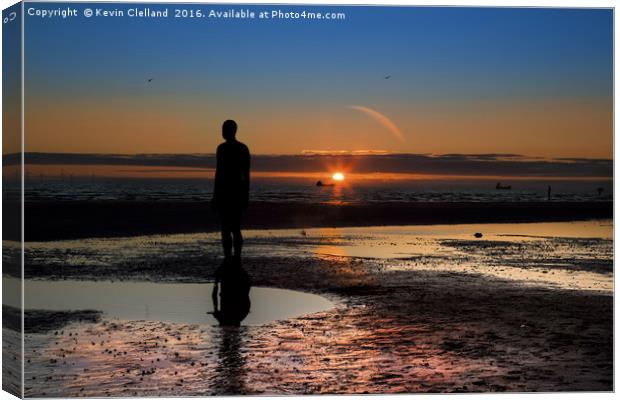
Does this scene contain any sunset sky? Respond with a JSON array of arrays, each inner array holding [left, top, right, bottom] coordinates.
[[23, 5, 612, 158]]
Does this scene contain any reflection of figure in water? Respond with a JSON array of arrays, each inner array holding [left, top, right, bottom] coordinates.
[[211, 120, 251, 260], [211, 258, 251, 326], [210, 258, 251, 394]]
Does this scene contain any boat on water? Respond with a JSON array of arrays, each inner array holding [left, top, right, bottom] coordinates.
[[316, 180, 335, 187]]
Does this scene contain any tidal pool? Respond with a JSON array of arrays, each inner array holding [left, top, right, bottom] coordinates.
[[5, 279, 335, 326]]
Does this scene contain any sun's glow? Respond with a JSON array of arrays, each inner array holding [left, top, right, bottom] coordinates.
[[332, 172, 345, 181]]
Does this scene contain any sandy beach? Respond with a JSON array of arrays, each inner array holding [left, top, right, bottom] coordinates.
[[3, 219, 613, 395]]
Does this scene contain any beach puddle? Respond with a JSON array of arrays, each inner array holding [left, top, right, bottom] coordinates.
[[7, 279, 335, 327], [305, 220, 613, 259]]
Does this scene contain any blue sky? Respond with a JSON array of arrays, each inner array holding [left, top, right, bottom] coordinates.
[[22, 3, 613, 156]]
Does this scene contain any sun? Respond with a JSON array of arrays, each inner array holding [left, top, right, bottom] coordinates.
[[332, 172, 345, 181]]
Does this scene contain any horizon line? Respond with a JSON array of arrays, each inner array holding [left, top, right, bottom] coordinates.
[[3, 151, 613, 162]]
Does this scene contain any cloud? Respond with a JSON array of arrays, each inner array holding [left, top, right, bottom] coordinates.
[[18, 152, 612, 178], [301, 150, 391, 156], [347, 105, 405, 142]]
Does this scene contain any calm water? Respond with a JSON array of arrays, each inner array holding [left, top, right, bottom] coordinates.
[[4, 279, 334, 326], [20, 177, 613, 203]]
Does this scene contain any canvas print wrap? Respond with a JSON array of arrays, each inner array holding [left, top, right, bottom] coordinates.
[[1, 1, 613, 397]]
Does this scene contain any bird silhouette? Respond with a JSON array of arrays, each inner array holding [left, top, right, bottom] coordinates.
[[147, 78, 153, 82], [384, 75, 391, 79]]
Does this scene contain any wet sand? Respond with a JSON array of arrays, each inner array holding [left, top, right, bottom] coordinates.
[[6, 220, 614, 395], [14, 200, 613, 241]]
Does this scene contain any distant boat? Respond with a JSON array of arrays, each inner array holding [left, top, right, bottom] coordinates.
[[316, 180, 335, 187], [496, 182, 511, 190]]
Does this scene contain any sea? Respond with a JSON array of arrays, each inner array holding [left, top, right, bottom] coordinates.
[[16, 177, 613, 203]]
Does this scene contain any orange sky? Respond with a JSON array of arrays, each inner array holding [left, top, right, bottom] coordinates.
[[21, 96, 612, 159]]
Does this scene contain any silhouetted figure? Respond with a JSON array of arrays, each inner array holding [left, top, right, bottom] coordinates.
[[548, 185, 551, 201], [212, 120, 251, 259], [211, 258, 251, 326], [597, 187, 604, 196]]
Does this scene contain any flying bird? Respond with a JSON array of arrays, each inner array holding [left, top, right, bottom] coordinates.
[[147, 78, 154, 82], [384, 75, 391, 79]]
